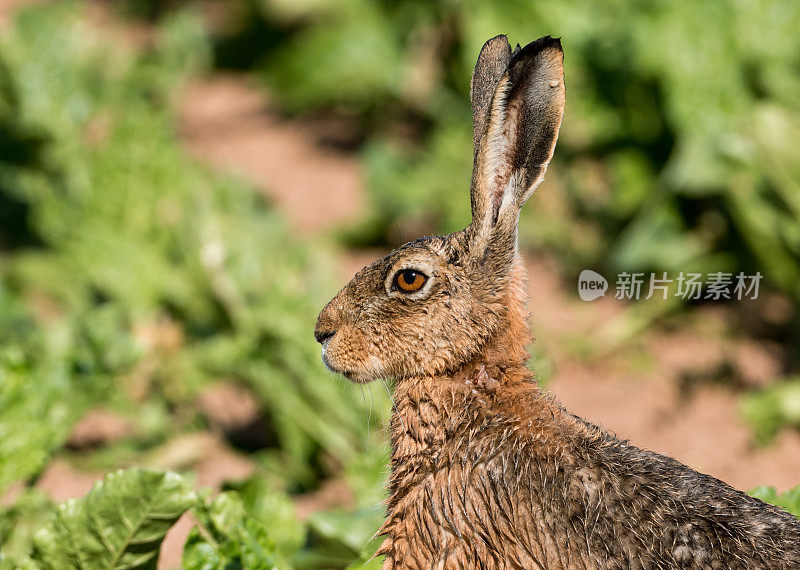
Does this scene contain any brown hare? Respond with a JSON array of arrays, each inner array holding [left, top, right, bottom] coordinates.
[[315, 35, 800, 569]]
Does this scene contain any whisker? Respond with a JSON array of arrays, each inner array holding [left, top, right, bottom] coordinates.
[[368, 383, 375, 429], [380, 376, 406, 434], [372, 382, 387, 433], [360, 385, 370, 451]]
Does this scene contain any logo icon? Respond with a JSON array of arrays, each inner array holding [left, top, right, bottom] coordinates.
[[578, 270, 608, 302]]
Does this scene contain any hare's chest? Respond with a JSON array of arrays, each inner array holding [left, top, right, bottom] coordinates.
[[380, 456, 576, 570]]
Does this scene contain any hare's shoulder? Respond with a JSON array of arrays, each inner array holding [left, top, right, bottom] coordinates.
[[494, 405, 800, 568], [591, 436, 800, 557]]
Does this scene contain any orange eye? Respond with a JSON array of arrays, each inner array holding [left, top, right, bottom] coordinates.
[[394, 269, 427, 293]]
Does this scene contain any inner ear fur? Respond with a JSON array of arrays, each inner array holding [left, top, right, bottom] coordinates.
[[468, 35, 565, 249]]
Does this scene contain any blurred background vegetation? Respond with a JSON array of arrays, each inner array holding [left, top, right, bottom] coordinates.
[[1, 0, 799, 567]]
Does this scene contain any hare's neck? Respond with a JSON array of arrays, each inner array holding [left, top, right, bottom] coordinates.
[[379, 370, 573, 566], [479, 257, 533, 368], [386, 367, 546, 488]]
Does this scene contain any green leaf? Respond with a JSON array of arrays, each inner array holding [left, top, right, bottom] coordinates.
[[224, 477, 304, 557], [182, 491, 287, 570], [749, 485, 800, 519], [32, 468, 196, 570], [307, 508, 383, 559]]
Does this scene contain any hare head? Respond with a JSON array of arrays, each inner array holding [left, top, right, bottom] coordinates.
[[315, 36, 565, 383]]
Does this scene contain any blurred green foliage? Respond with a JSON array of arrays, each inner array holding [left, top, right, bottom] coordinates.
[[0, 1, 384, 484], [741, 377, 800, 444], [0, 3, 386, 567]]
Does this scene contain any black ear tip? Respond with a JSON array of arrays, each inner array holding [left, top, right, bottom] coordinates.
[[536, 35, 562, 46], [512, 35, 563, 62], [550, 36, 563, 48]]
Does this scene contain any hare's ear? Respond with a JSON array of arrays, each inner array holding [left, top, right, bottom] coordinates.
[[470, 35, 513, 159], [468, 36, 565, 254]]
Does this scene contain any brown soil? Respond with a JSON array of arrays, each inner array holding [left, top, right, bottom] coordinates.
[[179, 76, 365, 234], [35, 459, 105, 503], [294, 477, 355, 521], [66, 409, 135, 450]]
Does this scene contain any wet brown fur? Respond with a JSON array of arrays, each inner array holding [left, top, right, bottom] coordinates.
[[315, 36, 800, 569]]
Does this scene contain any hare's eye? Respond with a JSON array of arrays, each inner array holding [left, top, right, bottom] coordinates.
[[394, 269, 427, 293]]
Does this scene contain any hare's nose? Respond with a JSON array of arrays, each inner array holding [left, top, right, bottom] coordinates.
[[314, 329, 336, 344]]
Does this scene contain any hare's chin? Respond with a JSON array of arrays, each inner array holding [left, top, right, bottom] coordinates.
[[321, 348, 385, 384]]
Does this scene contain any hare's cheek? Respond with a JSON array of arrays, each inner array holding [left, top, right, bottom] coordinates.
[[352, 355, 390, 383]]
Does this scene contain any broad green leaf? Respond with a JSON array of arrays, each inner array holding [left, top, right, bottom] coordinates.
[[224, 477, 304, 557], [32, 468, 196, 570]]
